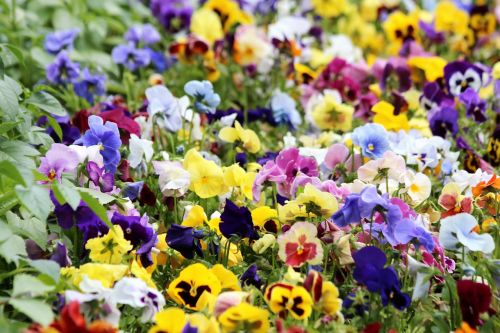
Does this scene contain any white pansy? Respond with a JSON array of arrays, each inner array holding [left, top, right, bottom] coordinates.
[[128, 134, 154, 168]]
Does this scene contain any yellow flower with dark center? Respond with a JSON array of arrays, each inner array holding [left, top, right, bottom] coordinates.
[[85, 225, 132, 264], [383, 11, 419, 50], [294, 184, 339, 218], [407, 56, 447, 82], [311, 0, 347, 18], [183, 148, 227, 198], [219, 121, 261, 153], [204, 0, 252, 32], [218, 302, 269, 333], [311, 94, 354, 131], [372, 101, 410, 132], [264, 282, 313, 320], [168, 263, 222, 311], [149, 308, 218, 333], [251, 206, 279, 233]]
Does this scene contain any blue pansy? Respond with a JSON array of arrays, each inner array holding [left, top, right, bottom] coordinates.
[[269, 91, 302, 129], [352, 123, 390, 159], [112, 43, 151, 71], [73, 68, 106, 104], [74, 115, 122, 173], [46, 51, 80, 84], [44, 29, 79, 55], [184, 80, 221, 114]]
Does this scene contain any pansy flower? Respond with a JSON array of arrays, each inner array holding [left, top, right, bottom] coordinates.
[[73, 68, 106, 105], [112, 43, 151, 71], [145, 85, 183, 133], [353, 246, 411, 310], [219, 120, 261, 153], [277, 222, 323, 267], [438, 213, 494, 254], [167, 263, 222, 310], [44, 29, 79, 55], [457, 280, 494, 328], [184, 80, 220, 114], [86, 161, 114, 193], [38, 143, 80, 182], [444, 61, 486, 97], [166, 224, 203, 259], [85, 225, 133, 264], [219, 302, 270, 333], [183, 148, 226, 198], [429, 106, 459, 138], [438, 182, 472, 218], [74, 115, 122, 173], [46, 51, 80, 84], [352, 123, 390, 159], [264, 282, 313, 320], [459, 88, 487, 123], [220, 199, 259, 240]]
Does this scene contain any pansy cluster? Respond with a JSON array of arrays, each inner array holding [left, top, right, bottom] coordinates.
[[0, 0, 499, 333]]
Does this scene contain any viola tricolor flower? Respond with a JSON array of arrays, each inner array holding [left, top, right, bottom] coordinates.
[[277, 222, 323, 267]]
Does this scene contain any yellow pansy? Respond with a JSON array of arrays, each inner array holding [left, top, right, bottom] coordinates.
[[223, 163, 247, 187], [183, 148, 227, 198], [320, 281, 342, 315], [434, 1, 469, 35], [219, 121, 261, 153], [149, 308, 187, 333], [278, 201, 309, 223], [311, 0, 347, 18], [190, 8, 224, 44], [61, 263, 128, 289], [211, 264, 241, 291], [220, 237, 243, 267], [218, 302, 269, 333], [204, 0, 252, 32], [85, 225, 132, 265], [182, 205, 208, 227], [407, 56, 447, 82], [251, 206, 279, 233], [294, 184, 339, 218], [311, 94, 353, 131], [383, 11, 419, 54], [168, 263, 222, 311], [372, 101, 410, 131], [264, 283, 313, 320]]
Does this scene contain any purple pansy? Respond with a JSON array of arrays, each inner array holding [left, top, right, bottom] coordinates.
[[50, 242, 72, 267], [166, 224, 204, 259], [219, 199, 259, 240], [419, 82, 453, 114], [86, 161, 115, 193], [352, 123, 390, 159], [459, 88, 487, 123], [44, 29, 79, 55], [38, 143, 80, 182], [111, 212, 157, 267], [125, 24, 161, 45], [240, 263, 262, 288], [46, 51, 80, 84], [380, 63, 411, 92], [418, 20, 444, 44], [150, 0, 193, 33], [429, 106, 459, 138], [74, 115, 122, 173], [353, 246, 411, 310], [111, 44, 151, 71], [73, 68, 106, 105], [444, 61, 486, 96]]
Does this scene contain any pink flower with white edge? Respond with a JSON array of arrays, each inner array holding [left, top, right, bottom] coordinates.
[[278, 222, 323, 267]]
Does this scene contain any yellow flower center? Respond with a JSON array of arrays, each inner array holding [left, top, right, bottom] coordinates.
[[48, 169, 56, 180], [410, 184, 419, 192], [368, 143, 375, 151]]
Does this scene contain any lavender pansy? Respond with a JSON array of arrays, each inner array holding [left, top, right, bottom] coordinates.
[[184, 80, 221, 114], [429, 106, 459, 138], [73, 68, 106, 105], [112, 44, 151, 71], [458, 88, 487, 123], [125, 24, 161, 45], [269, 91, 302, 129], [145, 85, 183, 132], [44, 29, 79, 55], [38, 143, 80, 182], [46, 51, 80, 84], [352, 123, 390, 159], [439, 213, 495, 254]]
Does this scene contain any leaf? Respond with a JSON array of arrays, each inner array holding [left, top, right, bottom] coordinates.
[[0, 235, 27, 266], [0, 78, 19, 120], [79, 190, 112, 228], [45, 115, 62, 140], [0, 140, 40, 168], [0, 120, 21, 135], [78, 187, 115, 204], [0, 222, 12, 242], [27, 259, 60, 284], [15, 184, 52, 222], [9, 299, 54, 326], [4, 44, 24, 67], [6, 211, 48, 250], [26, 91, 66, 116], [53, 180, 80, 210], [12, 274, 54, 297], [0, 160, 26, 185]]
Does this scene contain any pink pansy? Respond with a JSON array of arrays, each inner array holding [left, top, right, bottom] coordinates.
[[357, 151, 407, 184], [290, 174, 322, 198], [320, 180, 350, 200], [278, 222, 323, 267], [252, 160, 286, 201], [276, 148, 318, 198], [324, 143, 349, 170]]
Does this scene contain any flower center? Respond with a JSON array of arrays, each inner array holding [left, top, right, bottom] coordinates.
[[48, 169, 56, 180], [368, 143, 375, 151], [410, 184, 419, 192]]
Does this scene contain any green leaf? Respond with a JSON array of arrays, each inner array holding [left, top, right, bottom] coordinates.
[[79, 190, 112, 228], [0, 120, 21, 135], [0, 160, 26, 185], [9, 299, 54, 326], [27, 259, 60, 284], [0, 78, 19, 120], [4, 44, 24, 67], [26, 91, 66, 116], [15, 184, 52, 222], [0, 235, 27, 266], [0, 56, 4, 79], [46, 115, 62, 140], [53, 180, 80, 210], [0, 222, 12, 242], [6, 211, 48, 250], [0, 140, 40, 168], [78, 187, 115, 205], [12, 274, 54, 297]]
